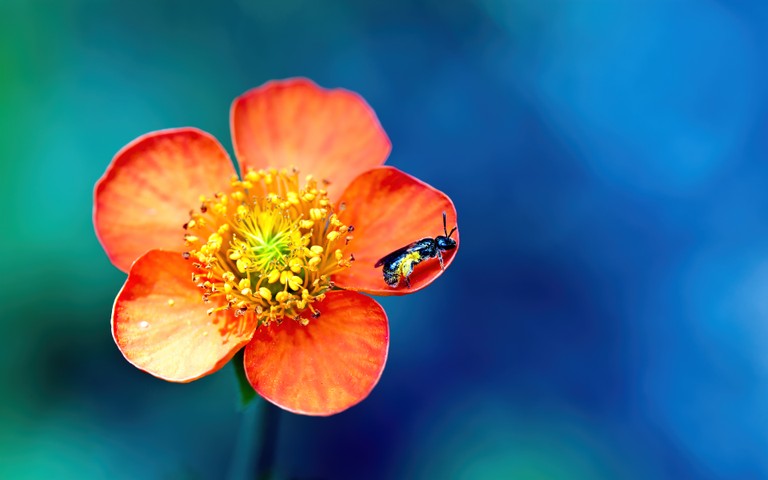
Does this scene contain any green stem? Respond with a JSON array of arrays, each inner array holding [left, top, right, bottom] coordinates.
[[228, 398, 282, 480], [229, 351, 281, 480], [228, 401, 256, 480], [255, 401, 281, 479]]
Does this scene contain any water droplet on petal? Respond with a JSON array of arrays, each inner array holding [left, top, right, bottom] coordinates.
[[139, 321, 149, 329]]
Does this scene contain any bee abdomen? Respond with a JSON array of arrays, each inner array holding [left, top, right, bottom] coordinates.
[[383, 268, 400, 287]]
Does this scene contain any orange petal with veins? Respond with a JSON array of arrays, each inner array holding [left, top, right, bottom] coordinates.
[[244, 291, 389, 416], [333, 166, 459, 295], [94, 128, 236, 272], [113, 250, 257, 382], [231, 78, 391, 200]]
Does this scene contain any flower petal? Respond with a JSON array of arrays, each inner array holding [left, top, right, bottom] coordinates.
[[113, 250, 257, 382], [94, 128, 237, 272], [333, 167, 460, 295], [231, 78, 391, 200], [243, 291, 389, 416]]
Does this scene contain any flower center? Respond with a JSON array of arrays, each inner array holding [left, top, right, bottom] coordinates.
[[183, 168, 354, 328]]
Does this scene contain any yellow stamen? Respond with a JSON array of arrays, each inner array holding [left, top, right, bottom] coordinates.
[[289, 258, 302, 273], [288, 275, 303, 291], [183, 167, 352, 330], [267, 269, 281, 284], [259, 287, 273, 302]]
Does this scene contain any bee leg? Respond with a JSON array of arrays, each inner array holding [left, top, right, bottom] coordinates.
[[437, 250, 445, 270], [405, 276, 411, 289]]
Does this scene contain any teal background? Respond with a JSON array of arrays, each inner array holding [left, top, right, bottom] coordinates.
[[2, 1, 768, 478]]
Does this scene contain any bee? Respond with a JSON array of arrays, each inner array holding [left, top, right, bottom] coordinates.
[[374, 212, 457, 288]]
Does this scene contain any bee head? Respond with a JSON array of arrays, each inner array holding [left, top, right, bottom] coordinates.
[[436, 235, 456, 251]]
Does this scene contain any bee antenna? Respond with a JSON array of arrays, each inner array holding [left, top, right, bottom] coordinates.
[[442, 211, 448, 236], [442, 211, 456, 238]]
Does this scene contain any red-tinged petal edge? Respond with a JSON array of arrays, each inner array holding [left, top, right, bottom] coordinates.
[[113, 250, 257, 382], [333, 166, 459, 296], [231, 78, 391, 201], [244, 291, 389, 416], [94, 128, 237, 272]]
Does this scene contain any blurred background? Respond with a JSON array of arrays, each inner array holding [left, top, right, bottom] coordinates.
[[2, 0, 767, 478]]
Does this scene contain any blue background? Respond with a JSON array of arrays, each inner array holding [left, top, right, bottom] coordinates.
[[2, 1, 768, 478]]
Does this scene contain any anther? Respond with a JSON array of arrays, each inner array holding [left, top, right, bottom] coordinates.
[[289, 258, 302, 273], [288, 275, 302, 291], [275, 291, 289, 303], [267, 269, 281, 284], [258, 287, 272, 301]]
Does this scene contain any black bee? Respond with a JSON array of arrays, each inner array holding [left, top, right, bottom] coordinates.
[[374, 212, 457, 288]]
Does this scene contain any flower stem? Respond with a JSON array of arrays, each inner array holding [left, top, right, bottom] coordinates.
[[229, 398, 281, 480], [255, 400, 281, 479], [229, 351, 281, 480]]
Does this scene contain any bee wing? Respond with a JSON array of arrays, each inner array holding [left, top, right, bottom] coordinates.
[[374, 242, 418, 267]]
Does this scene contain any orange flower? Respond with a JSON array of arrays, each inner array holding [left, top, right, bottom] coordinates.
[[93, 79, 459, 415]]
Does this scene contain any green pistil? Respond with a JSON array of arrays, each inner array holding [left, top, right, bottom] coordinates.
[[255, 240, 287, 263], [249, 232, 290, 269]]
